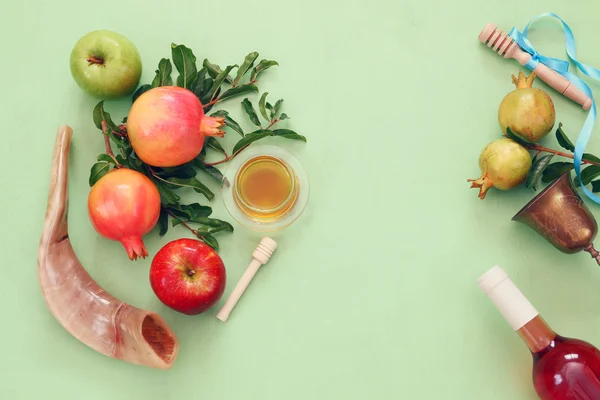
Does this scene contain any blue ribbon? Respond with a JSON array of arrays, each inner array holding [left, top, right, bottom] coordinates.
[[508, 13, 600, 204]]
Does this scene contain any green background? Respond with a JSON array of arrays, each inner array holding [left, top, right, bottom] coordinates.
[[2, 1, 600, 398]]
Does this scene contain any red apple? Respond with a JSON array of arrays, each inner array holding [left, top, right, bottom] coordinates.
[[150, 238, 226, 315]]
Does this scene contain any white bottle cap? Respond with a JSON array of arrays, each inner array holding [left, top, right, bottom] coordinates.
[[477, 266, 539, 331]]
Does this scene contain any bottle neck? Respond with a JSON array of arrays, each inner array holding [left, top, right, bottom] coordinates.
[[478, 266, 552, 352], [479, 267, 539, 331], [516, 315, 557, 354]]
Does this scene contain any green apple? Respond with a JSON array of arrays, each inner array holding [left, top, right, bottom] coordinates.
[[70, 30, 142, 99]]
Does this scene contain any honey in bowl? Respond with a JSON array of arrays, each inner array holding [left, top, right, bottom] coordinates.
[[233, 155, 299, 221]]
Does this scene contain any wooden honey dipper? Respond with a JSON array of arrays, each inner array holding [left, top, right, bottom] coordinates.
[[216, 237, 277, 322], [479, 23, 592, 111]]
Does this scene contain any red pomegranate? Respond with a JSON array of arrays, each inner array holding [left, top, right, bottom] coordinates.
[[88, 168, 161, 260], [126, 86, 225, 167]]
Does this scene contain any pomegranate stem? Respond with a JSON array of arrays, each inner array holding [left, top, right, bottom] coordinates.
[[101, 121, 121, 167], [204, 118, 280, 167], [202, 80, 260, 110], [523, 143, 600, 168], [164, 209, 203, 239]]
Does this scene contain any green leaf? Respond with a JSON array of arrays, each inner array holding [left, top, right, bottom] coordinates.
[[109, 129, 128, 148], [506, 127, 532, 146], [242, 98, 261, 127], [225, 116, 244, 136], [251, 59, 279, 80], [259, 92, 270, 121], [206, 64, 236, 102], [555, 123, 575, 152], [581, 165, 600, 185], [191, 217, 234, 232], [210, 110, 228, 117], [197, 232, 219, 251], [541, 162, 574, 183], [202, 78, 214, 97], [525, 154, 554, 191], [202, 59, 234, 84], [273, 129, 307, 142], [218, 84, 259, 102], [132, 84, 151, 103], [116, 153, 132, 170], [158, 208, 169, 236], [92, 101, 127, 148], [279, 113, 289, 120], [89, 162, 112, 186], [192, 159, 224, 182], [171, 218, 183, 227], [272, 99, 283, 120], [97, 154, 116, 164], [208, 226, 232, 234], [234, 52, 259, 85], [166, 177, 214, 201], [156, 164, 197, 179], [154, 180, 181, 204], [208, 65, 237, 98], [119, 150, 143, 172], [207, 137, 226, 154], [232, 130, 273, 154], [183, 203, 212, 218], [167, 203, 212, 220], [192, 68, 207, 98], [171, 43, 197, 90], [93, 101, 117, 131], [210, 110, 244, 137], [151, 58, 173, 87], [592, 180, 600, 193], [584, 153, 600, 164]]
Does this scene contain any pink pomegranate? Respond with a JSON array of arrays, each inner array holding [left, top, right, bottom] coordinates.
[[88, 168, 161, 260], [126, 86, 225, 167]]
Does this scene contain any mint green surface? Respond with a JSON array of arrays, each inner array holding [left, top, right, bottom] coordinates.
[[3, 1, 600, 399]]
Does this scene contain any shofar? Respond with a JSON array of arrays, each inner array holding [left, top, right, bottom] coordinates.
[[38, 125, 179, 369]]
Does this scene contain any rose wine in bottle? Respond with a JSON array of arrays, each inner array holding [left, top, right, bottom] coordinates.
[[478, 266, 600, 399]]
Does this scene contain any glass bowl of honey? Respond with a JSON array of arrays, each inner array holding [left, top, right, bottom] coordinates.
[[221, 145, 309, 232]]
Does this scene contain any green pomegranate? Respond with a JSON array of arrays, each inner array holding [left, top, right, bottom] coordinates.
[[468, 137, 532, 199], [498, 71, 555, 142]]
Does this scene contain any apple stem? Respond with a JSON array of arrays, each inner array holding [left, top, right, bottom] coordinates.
[[87, 55, 105, 66]]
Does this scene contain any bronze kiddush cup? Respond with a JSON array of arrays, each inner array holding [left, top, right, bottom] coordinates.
[[512, 171, 600, 265]]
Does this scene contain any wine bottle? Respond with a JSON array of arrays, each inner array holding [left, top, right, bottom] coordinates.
[[478, 266, 600, 399]]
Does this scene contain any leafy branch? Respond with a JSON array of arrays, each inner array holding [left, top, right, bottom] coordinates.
[[205, 93, 305, 166], [507, 124, 600, 192], [132, 46, 278, 114], [161, 206, 233, 251], [88, 44, 307, 251]]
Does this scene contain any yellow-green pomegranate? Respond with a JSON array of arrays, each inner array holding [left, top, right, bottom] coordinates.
[[468, 137, 532, 199], [498, 71, 555, 143]]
